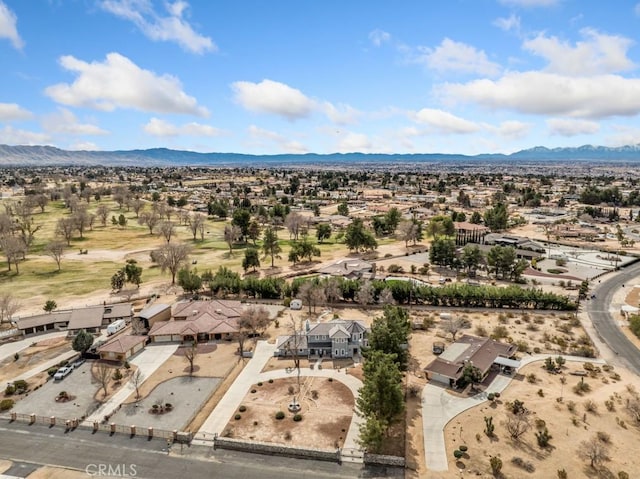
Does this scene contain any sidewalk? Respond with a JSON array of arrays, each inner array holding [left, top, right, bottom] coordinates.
[[194, 340, 275, 442], [422, 354, 606, 472], [84, 343, 178, 423]]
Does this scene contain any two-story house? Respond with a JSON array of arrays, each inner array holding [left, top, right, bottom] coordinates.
[[276, 319, 369, 359]]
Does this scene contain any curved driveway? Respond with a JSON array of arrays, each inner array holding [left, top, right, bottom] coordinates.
[[586, 260, 640, 374]]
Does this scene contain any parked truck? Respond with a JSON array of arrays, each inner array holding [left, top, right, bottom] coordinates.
[[106, 319, 126, 336]]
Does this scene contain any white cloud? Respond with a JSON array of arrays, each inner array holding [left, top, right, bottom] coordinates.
[[143, 117, 225, 137], [369, 29, 391, 47], [0, 1, 23, 49], [100, 0, 215, 54], [232, 79, 315, 120], [0, 103, 32, 121], [247, 125, 308, 153], [606, 125, 640, 147], [0, 126, 50, 145], [45, 53, 208, 116], [438, 71, 640, 119], [411, 108, 481, 134], [523, 29, 635, 75], [415, 38, 501, 77], [499, 0, 559, 7], [493, 14, 521, 32], [68, 142, 99, 151], [336, 132, 373, 153], [42, 108, 109, 135], [322, 102, 361, 125], [547, 118, 599, 136], [496, 120, 531, 138]]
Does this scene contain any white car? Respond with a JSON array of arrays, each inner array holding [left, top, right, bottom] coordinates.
[[53, 366, 72, 381]]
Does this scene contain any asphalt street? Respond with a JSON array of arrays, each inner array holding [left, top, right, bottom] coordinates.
[[0, 421, 375, 479], [586, 260, 640, 375]]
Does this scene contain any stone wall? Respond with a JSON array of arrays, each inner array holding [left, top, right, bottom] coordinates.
[[213, 436, 340, 463], [363, 453, 406, 467]]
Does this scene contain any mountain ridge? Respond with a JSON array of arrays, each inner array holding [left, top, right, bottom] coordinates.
[[0, 143, 639, 167]]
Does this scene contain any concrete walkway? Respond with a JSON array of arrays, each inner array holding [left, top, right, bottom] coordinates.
[[194, 340, 275, 442], [422, 354, 607, 472], [84, 343, 178, 423]]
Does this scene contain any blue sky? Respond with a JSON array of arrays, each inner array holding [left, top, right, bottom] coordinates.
[[2, 0, 640, 155]]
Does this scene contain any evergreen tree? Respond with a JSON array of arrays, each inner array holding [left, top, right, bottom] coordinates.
[[262, 227, 282, 267]]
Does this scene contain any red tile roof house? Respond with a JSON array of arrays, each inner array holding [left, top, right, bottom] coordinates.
[[148, 300, 244, 343], [424, 334, 519, 387], [97, 334, 147, 362]]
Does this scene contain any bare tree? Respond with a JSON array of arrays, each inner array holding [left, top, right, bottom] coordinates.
[[132, 369, 145, 401], [72, 204, 91, 239], [139, 211, 161, 235], [44, 240, 66, 271], [578, 436, 610, 469], [112, 186, 129, 209], [356, 280, 375, 308], [443, 315, 467, 341], [286, 316, 304, 401], [130, 197, 145, 218], [96, 204, 110, 226], [224, 224, 241, 255], [56, 217, 76, 245], [324, 277, 342, 304], [0, 292, 20, 324], [504, 411, 530, 440], [285, 212, 305, 240], [153, 242, 191, 284], [378, 287, 396, 305], [0, 212, 13, 237], [397, 220, 419, 248], [93, 362, 112, 399], [158, 221, 176, 243], [14, 201, 41, 248], [188, 213, 206, 241], [298, 282, 316, 315], [1, 236, 27, 273], [184, 342, 197, 376], [239, 305, 270, 338]]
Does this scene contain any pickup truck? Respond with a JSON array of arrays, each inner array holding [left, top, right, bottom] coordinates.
[[53, 366, 73, 381]]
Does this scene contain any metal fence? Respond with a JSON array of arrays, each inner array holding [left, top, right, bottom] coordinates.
[[6, 412, 188, 442]]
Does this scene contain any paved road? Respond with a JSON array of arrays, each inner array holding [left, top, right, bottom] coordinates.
[[0, 421, 362, 479], [586, 260, 640, 375]]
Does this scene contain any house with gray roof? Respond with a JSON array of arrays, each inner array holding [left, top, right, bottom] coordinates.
[[275, 318, 369, 360]]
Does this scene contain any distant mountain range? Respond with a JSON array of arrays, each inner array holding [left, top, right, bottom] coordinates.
[[0, 143, 639, 167]]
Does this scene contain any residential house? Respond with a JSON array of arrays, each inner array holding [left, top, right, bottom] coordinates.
[[148, 299, 244, 343], [16, 303, 133, 336], [276, 319, 369, 359], [424, 334, 519, 386], [317, 259, 374, 280], [97, 334, 147, 362]]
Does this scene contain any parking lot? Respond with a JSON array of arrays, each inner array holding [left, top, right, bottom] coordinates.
[[14, 362, 101, 419]]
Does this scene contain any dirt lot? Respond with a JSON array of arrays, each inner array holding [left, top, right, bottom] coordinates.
[[222, 376, 354, 449], [0, 336, 71, 383], [438, 360, 640, 478]]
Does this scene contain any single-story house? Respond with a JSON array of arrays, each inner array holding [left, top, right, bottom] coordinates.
[[97, 334, 147, 362], [318, 259, 374, 280], [424, 334, 519, 386], [148, 299, 244, 343], [16, 303, 133, 336]]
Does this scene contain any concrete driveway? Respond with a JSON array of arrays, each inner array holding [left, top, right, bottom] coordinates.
[[0, 331, 69, 363]]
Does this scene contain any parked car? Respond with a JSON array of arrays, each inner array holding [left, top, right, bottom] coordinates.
[[53, 366, 73, 381], [72, 358, 86, 369]]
